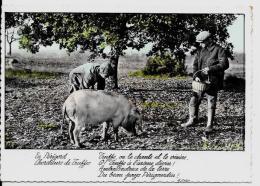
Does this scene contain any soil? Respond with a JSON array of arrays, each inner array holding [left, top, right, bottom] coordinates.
[[5, 68, 245, 150]]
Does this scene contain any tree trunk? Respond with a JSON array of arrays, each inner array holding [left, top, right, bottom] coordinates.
[[110, 55, 119, 89], [8, 42, 12, 56]]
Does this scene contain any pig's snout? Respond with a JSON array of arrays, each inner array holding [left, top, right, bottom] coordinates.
[[124, 126, 137, 137]]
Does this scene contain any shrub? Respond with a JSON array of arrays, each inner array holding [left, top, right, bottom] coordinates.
[[223, 74, 245, 91], [143, 54, 187, 76]]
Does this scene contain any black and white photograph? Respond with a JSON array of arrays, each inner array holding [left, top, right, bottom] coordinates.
[[1, 0, 257, 184]]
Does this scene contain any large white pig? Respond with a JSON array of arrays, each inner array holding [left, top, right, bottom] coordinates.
[[62, 89, 142, 147]]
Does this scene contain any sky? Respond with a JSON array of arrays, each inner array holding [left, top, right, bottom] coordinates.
[[227, 14, 244, 53], [8, 14, 245, 55], [137, 14, 245, 54]]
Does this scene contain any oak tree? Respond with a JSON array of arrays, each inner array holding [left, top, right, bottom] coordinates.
[[10, 13, 236, 88]]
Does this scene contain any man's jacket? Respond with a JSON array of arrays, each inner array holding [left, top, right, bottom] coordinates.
[[193, 44, 229, 90], [69, 63, 102, 90]]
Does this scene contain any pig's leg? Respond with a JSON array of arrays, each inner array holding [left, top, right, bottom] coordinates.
[[112, 118, 121, 141], [113, 127, 119, 142], [73, 121, 82, 147], [132, 125, 137, 136], [101, 122, 109, 141], [69, 120, 75, 144]]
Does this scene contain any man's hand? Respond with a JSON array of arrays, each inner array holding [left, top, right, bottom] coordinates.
[[195, 77, 201, 82], [202, 67, 209, 75]]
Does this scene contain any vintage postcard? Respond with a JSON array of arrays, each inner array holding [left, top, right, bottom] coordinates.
[[0, 0, 257, 185]]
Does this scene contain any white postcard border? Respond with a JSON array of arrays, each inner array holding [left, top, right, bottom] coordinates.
[[1, 0, 255, 184]]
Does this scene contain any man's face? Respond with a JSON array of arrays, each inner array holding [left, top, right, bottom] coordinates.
[[199, 38, 210, 48], [199, 42, 206, 48]]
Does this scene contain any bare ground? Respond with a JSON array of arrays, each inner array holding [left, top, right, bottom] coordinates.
[[4, 54, 245, 150]]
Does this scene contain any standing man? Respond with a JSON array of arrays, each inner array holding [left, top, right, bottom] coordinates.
[[181, 31, 229, 132]]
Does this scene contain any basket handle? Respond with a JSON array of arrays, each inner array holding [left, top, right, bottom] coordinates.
[[193, 69, 210, 83]]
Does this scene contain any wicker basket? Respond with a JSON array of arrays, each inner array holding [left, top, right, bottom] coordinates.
[[192, 81, 207, 93], [192, 70, 210, 94]]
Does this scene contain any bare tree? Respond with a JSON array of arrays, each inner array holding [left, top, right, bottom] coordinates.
[[5, 28, 18, 56]]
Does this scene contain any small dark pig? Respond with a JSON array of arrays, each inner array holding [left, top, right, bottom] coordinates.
[[62, 89, 142, 147]]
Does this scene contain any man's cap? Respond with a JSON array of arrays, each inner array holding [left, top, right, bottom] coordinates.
[[196, 31, 211, 43]]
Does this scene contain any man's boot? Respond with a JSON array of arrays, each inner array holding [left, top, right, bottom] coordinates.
[[181, 106, 198, 127], [205, 108, 215, 132]]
